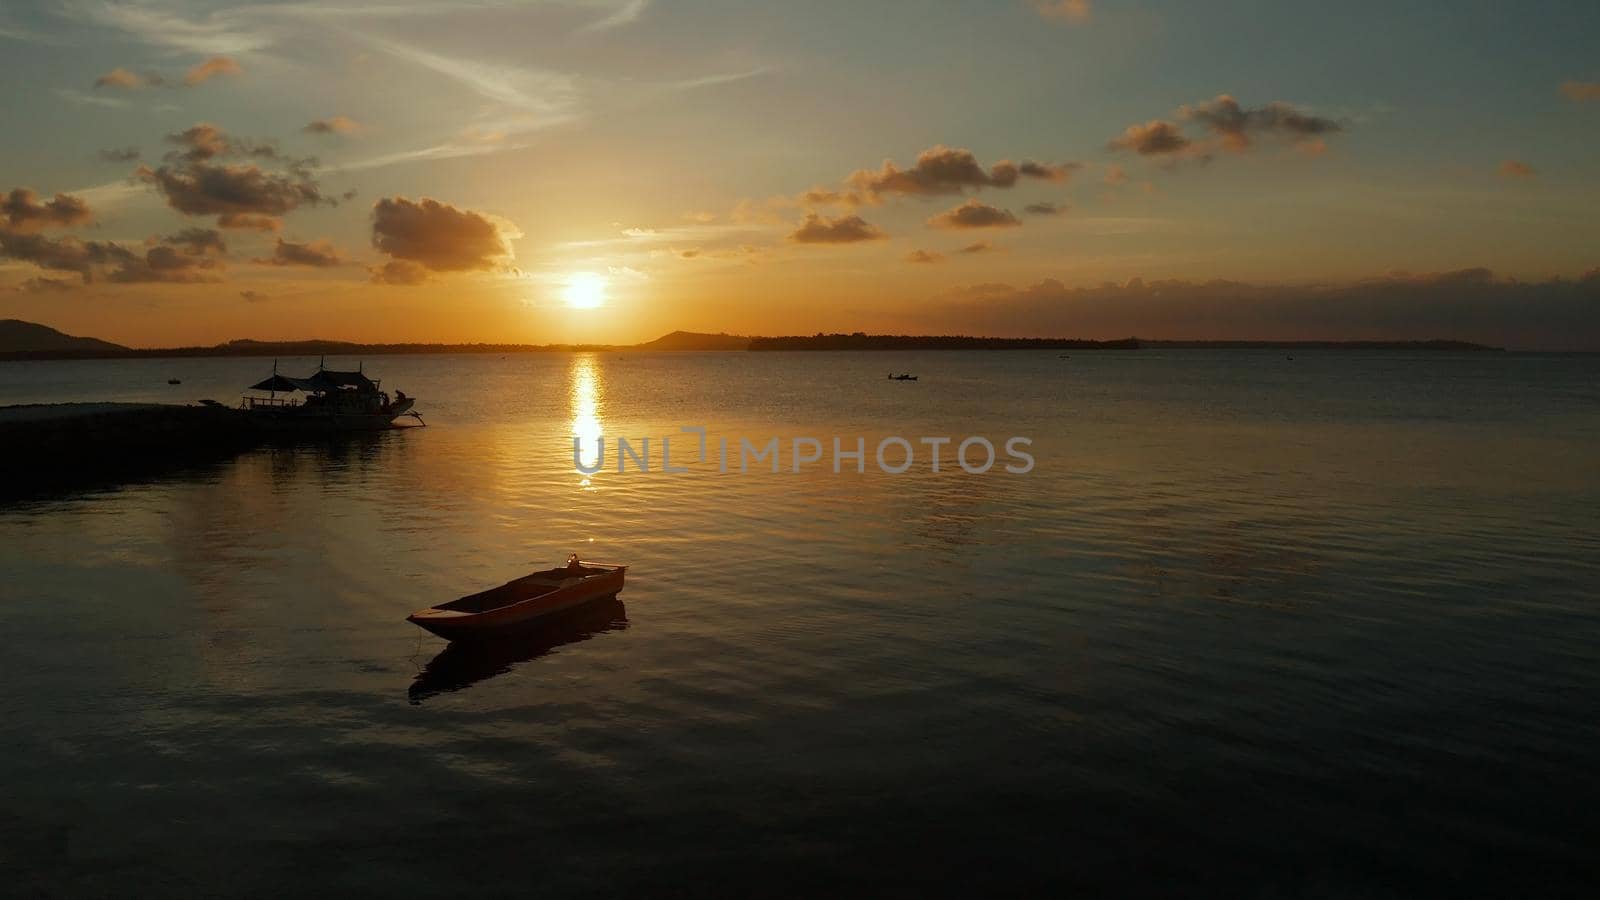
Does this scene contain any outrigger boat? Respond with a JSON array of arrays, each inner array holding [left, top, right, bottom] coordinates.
[[407, 556, 628, 641], [240, 360, 423, 431]]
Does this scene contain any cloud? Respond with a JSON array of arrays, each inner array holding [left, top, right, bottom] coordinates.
[[370, 196, 518, 272], [928, 199, 1021, 229], [137, 124, 333, 228], [1560, 81, 1600, 102], [1033, 0, 1091, 23], [579, 0, 650, 33], [1497, 160, 1535, 179], [1109, 120, 1193, 155], [0, 230, 131, 280], [139, 160, 326, 219], [846, 145, 1075, 200], [787, 213, 887, 244], [1017, 160, 1081, 182], [258, 238, 344, 267], [104, 228, 229, 284], [2, 188, 93, 232], [17, 277, 78, 294], [66, 3, 270, 54], [927, 268, 1600, 351], [218, 213, 282, 232], [56, 87, 131, 109], [1111, 96, 1343, 163], [92, 57, 242, 91], [164, 228, 227, 255], [0, 223, 225, 285], [360, 34, 578, 121], [370, 259, 429, 285], [1103, 164, 1128, 185], [98, 146, 141, 162], [163, 123, 279, 162], [93, 67, 147, 89], [1181, 94, 1341, 151], [240, 289, 268, 302], [1024, 201, 1067, 216], [183, 56, 242, 86], [912, 241, 996, 262], [303, 115, 362, 135], [799, 187, 866, 207]]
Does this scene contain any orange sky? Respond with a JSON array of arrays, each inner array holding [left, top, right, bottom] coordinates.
[[2, 1, 1598, 349]]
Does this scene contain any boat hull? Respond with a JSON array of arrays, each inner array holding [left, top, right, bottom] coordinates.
[[407, 566, 626, 640], [242, 409, 403, 432]]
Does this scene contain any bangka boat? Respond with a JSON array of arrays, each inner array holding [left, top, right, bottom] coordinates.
[[407, 556, 627, 640], [889, 373, 918, 381], [239, 360, 422, 431]]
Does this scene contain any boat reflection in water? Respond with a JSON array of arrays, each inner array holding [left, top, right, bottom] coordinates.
[[407, 597, 628, 704]]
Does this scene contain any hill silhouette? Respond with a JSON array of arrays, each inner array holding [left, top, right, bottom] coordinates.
[[0, 320, 1502, 360], [0, 320, 127, 354]]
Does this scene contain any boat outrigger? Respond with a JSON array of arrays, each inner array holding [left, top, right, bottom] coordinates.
[[407, 556, 628, 641], [240, 360, 423, 431]]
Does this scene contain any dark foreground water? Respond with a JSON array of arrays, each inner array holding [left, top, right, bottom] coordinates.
[[2, 350, 1598, 896]]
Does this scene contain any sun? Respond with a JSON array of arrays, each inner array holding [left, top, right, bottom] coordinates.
[[561, 272, 607, 310]]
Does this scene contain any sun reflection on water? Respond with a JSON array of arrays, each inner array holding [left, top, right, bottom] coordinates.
[[569, 354, 603, 486]]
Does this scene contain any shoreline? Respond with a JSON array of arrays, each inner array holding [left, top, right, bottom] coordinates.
[[0, 338, 1511, 362]]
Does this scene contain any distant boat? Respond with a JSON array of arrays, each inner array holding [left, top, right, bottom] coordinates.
[[167, 378, 181, 385], [240, 361, 421, 430], [407, 556, 627, 640], [892, 373, 918, 381]]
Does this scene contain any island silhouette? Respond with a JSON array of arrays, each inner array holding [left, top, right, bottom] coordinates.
[[0, 320, 1502, 360]]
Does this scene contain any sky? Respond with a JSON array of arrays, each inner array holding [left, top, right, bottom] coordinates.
[[1, 0, 1597, 349]]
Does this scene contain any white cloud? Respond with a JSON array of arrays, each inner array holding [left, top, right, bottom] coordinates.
[[64, 0, 276, 54], [577, 0, 650, 34], [359, 33, 580, 120]]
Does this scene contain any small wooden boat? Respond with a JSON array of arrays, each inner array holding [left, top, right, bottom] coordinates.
[[167, 378, 182, 385], [407, 556, 626, 640]]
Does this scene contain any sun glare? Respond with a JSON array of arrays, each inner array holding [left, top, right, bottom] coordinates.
[[562, 272, 607, 310]]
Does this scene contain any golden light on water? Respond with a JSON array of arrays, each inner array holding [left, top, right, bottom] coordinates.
[[569, 353, 603, 482], [561, 272, 607, 310]]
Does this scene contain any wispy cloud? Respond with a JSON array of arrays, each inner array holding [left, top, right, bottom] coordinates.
[[55, 87, 131, 109], [660, 67, 770, 92], [0, 22, 51, 43], [359, 34, 579, 119], [66, 179, 147, 210], [556, 223, 758, 250], [337, 137, 535, 173], [578, 0, 650, 34], [64, 1, 275, 54]]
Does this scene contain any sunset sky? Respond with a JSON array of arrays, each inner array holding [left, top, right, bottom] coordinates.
[[2, 1, 1597, 349]]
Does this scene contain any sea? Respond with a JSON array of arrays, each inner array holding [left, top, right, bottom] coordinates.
[[2, 350, 1597, 896]]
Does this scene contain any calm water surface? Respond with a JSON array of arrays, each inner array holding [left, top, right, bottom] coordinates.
[[2, 351, 1598, 895]]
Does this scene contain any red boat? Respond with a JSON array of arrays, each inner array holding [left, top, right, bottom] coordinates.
[[407, 556, 627, 640]]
